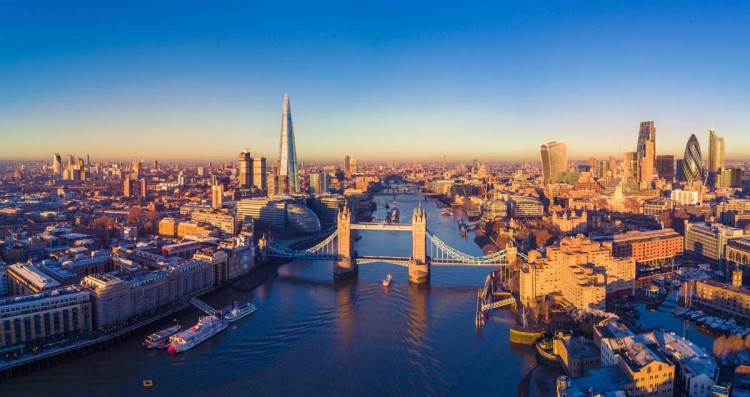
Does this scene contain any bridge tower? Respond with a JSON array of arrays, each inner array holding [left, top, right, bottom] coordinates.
[[335, 204, 357, 279], [409, 205, 430, 284]]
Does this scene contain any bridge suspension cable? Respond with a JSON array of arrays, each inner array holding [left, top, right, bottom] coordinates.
[[267, 230, 339, 259], [426, 230, 509, 265]]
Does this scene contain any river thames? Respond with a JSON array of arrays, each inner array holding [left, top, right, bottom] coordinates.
[[1, 195, 536, 396]]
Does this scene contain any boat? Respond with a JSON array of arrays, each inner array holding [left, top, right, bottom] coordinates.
[[142, 324, 182, 349], [441, 208, 454, 217], [223, 302, 257, 323], [689, 310, 705, 320], [672, 307, 690, 317], [382, 274, 393, 288], [167, 315, 227, 354], [388, 202, 400, 223]]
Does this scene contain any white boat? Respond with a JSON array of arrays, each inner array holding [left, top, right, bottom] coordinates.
[[142, 324, 182, 349], [168, 315, 227, 354], [382, 274, 393, 288], [441, 208, 454, 217], [673, 307, 690, 316], [223, 302, 257, 323]]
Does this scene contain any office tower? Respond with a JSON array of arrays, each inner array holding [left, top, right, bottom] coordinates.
[[133, 161, 142, 180], [197, 166, 205, 177], [623, 152, 638, 179], [675, 159, 685, 182], [238, 151, 252, 188], [350, 156, 358, 175], [708, 129, 725, 172], [52, 153, 62, 177], [636, 121, 656, 184], [682, 134, 703, 184], [211, 182, 224, 209], [309, 172, 328, 194], [252, 157, 267, 193], [608, 156, 617, 176], [152, 159, 158, 170], [656, 155, 675, 181], [596, 160, 610, 179], [344, 156, 351, 177], [540, 141, 568, 186], [178, 171, 186, 186], [588, 157, 597, 171], [277, 94, 300, 193]]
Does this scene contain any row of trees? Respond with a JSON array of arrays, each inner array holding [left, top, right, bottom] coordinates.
[[712, 334, 750, 358]]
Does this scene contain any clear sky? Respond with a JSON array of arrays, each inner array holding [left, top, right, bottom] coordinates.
[[1, 1, 749, 164]]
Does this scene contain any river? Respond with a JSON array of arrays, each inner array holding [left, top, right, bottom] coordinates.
[[1, 194, 536, 396]]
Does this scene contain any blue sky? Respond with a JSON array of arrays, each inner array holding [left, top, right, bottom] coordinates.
[[1, 1, 749, 163]]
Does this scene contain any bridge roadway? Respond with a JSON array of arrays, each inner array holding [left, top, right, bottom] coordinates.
[[354, 255, 509, 267], [350, 222, 413, 231]]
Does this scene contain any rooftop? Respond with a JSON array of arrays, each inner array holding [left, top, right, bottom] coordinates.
[[8, 263, 61, 290]]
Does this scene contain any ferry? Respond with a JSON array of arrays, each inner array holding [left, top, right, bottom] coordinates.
[[167, 315, 227, 354], [142, 324, 182, 349], [382, 274, 393, 288], [223, 302, 257, 323]]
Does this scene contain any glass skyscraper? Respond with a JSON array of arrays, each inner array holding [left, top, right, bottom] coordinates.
[[540, 141, 568, 186], [683, 133, 703, 184], [277, 94, 300, 193]]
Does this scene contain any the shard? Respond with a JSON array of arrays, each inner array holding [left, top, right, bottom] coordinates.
[[277, 93, 300, 193]]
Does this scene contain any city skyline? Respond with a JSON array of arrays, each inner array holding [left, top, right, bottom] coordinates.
[[2, 2, 750, 162]]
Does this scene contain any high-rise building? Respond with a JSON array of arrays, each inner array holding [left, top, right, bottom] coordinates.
[[656, 155, 675, 181], [676, 159, 685, 182], [309, 172, 329, 194], [252, 157, 267, 194], [123, 179, 147, 198], [623, 151, 638, 179], [52, 153, 62, 177], [212, 182, 224, 209], [596, 160, 610, 179], [708, 129, 725, 172], [683, 134, 703, 184], [608, 156, 617, 176], [540, 141, 568, 186], [350, 156, 358, 175], [636, 121, 656, 184], [177, 171, 186, 186], [238, 151, 252, 188], [277, 94, 299, 193], [344, 156, 351, 177]]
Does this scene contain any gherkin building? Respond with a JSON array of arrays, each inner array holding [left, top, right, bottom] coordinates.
[[683, 133, 703, 184]]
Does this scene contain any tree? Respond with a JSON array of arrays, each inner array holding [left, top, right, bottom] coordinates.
[[536, 229, 552, 247], [92, 215, 116, 229], [713, 336, 729, 358]]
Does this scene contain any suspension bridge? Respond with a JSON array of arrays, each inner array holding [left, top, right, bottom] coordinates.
[[266, 204, 525, 284]]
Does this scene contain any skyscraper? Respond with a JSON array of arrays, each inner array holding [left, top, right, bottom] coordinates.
[[252, 157, 267, 194], [277, 94, 299, 193], [52, 153, 62, 177], [708, 129, 725, 172], [683, 134, 703, 184], [540, 141, 568, 186], [623, 151, 638, 179], [238, 151, 252, 188], [344, 156, 351, 177], [656, 155, 675, 181], [212, 182, 224, 209], [636, 121, 656, 184]]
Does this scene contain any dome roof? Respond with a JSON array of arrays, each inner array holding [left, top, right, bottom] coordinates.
[[286, 204, 321, 234]]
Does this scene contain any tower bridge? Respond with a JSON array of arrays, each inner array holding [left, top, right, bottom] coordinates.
[[267, 205, 521, 284]]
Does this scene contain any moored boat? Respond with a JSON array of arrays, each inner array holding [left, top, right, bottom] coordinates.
[[142, 324, 182, 349], [223, 302, 257, 323], [168, 315, 227, 354]]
